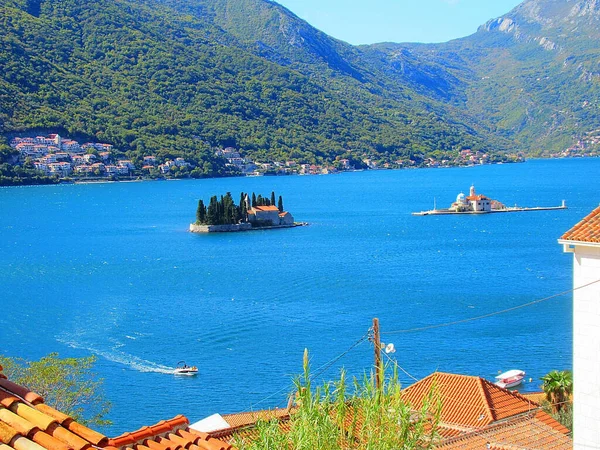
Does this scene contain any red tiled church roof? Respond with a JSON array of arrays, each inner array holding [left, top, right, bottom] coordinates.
[[560, 205, 600, 243], [250, 206, 279, 212]]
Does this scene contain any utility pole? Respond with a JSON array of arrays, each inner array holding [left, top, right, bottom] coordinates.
[[373, 317, 382, 391]]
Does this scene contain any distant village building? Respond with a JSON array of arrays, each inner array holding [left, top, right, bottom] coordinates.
[[558, 205, 600, 449]]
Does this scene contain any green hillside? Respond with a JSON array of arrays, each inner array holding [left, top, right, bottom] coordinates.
[[365, 0, 600, 154], [0, 0, 507, 185]]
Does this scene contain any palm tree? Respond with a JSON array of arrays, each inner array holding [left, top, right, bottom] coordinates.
[[541, 370, 573, 413]]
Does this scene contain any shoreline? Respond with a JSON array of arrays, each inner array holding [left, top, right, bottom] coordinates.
[[2, 156, 598, 188], [190, 222, 308, 233]]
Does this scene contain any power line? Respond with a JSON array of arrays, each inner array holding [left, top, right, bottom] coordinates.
[[380, 348, 419, 382], [249, 332, 370, 410], [310, 333, 370, 381], [382, 278, 600, 336]]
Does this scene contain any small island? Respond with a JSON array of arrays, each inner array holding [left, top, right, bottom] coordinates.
[[412, 185, 567, 216], [190, 191, 305, 232]]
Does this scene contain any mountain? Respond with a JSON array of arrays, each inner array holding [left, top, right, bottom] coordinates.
[[1, 0, 597, 184], [365, 0, 600, 153], [0, 0, 507, 182]]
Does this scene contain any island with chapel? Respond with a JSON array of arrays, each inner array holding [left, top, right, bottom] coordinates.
[[190, 191, 304, 232], [412, 185, 566, 216]]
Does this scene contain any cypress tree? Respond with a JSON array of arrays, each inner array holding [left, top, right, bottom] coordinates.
[[257, 194, 263, 206], [278, 196, 284, 212], [252, 192, 257, 207], [270, 191, 276, 206], [206, 196, 219, 225], [196, 199, 206, 224], [240, 196, 248, 221]]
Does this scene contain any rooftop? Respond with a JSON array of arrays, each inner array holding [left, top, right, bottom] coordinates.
[[560, 205, 600, 243], [251, 206, 279, 212], [0, 366, 570, 450]]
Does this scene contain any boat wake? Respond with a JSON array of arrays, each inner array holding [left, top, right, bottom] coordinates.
[[57, 335, 174, 374]]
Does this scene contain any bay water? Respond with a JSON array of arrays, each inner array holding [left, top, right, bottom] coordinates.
[[1, 158, 598, 434]]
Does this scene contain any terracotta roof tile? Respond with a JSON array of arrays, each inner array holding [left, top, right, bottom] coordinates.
[[9, 404, 55, 431], [0, 381, 43, 405], [27, 431, 70, 450], [0, 409, 38, 436], [560, 205, 600, 243], [438, 412, 572, 449], [401, 372, 537, 429], [31, 407, 69, 427], [0, 373, 109, 450], [10, 435, 47, 450], [141, 440, 169, 450], [45, 425, 90, 450], [252, 206, 279, 212], [534, 410, 570, 434], [0, 393, 20, 410], [63, 421, 107, 446], [0, 421, 20, 444]]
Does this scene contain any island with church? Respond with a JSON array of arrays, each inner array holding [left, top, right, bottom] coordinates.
[[190, 191, 306, 232], [412, 185, 567, 216]]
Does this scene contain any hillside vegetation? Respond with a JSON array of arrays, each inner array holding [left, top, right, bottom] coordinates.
[[1, 0, 598, 184], [0, 0, 503, 180]]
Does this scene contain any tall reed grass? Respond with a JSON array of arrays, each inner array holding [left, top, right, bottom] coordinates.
[[235, 349, 440, 449]]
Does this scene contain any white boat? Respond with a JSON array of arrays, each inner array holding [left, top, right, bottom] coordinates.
[[174, 361, 198, 376], [495, 370, 525, 389]]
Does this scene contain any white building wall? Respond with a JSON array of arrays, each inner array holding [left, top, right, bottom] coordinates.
[[570, 244, 600, 449]]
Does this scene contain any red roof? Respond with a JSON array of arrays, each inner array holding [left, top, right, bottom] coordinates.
[[0, 365, 570, 450], [438, 411, 572, 449], [252, 206, 279, 212], [0, 368, 112, 450], [560, 205, 600, 243], [466, 194, 490, 201], [108, 416, 231, 450], [401, 372, 542, 428]]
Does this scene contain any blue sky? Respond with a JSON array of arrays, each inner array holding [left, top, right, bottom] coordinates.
[[274, 0, 524, 45]]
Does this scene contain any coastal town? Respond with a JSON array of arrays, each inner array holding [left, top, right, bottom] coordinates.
[[9, 134, 192, 180], [5, 131, 598, 185], [6, 133, 526, 184]]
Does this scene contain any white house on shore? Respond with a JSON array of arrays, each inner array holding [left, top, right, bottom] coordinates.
[[558, 205, 600, 449]]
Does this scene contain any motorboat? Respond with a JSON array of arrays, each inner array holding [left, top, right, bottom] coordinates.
[[495, 370, 525, 389], [174, 361, 198, 376]]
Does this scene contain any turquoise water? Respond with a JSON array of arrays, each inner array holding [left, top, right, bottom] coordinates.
[[1, 158, 598, 434]]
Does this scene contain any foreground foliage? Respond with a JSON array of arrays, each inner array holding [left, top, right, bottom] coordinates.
[[0, 353, 111, 427], [236, 350, 440, 450], [540, 369, 573, 432]]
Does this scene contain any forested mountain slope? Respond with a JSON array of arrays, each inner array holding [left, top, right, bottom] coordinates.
[[365, 0, 600, 153], [0, 0, 503, 177]]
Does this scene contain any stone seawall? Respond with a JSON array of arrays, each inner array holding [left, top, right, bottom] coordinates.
[[189, 223, 253, 233], [189, 222, 308, 233]]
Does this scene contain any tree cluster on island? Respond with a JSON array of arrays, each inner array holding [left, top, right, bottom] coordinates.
[[195, 191, 284, 226]]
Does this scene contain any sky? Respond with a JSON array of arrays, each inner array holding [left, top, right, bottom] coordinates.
[[274, 0, 524, 45]]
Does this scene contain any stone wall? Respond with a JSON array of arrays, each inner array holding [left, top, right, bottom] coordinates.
[[189, 223, 252, 233]]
